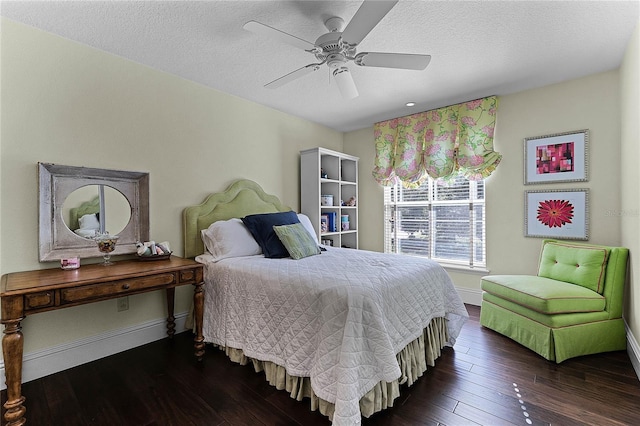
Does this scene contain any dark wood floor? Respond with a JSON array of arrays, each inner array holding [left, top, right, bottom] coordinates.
[[3, 305, 640, 425]]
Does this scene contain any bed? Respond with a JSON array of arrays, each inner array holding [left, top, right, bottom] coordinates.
[[183, 179, 468, 425], [68, 195, 101, 237]]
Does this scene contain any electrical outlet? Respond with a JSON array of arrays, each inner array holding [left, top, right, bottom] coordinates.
[[117, 296, 129, 312]]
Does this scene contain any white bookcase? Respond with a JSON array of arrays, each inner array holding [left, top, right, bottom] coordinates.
[[300, 147, 359, 249]]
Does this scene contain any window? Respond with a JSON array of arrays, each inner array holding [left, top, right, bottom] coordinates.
[[384, 175, 485, 268]]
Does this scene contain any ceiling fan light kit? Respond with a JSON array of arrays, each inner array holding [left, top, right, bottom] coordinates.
[[333, 67, 359, 99], [243, 0, 431, 99]]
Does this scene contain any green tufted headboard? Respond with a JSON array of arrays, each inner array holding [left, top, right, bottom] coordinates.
[[182, 179, 291, 259], [68, 196, 100, 231]]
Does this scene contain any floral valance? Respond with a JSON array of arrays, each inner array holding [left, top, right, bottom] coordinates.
[[372, 96, 501, 187]]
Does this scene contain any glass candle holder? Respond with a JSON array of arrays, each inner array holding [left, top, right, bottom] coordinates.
[[95, 234, 119, 265]]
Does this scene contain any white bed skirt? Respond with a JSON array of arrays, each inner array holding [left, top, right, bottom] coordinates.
[[216, 316, 449, 421]]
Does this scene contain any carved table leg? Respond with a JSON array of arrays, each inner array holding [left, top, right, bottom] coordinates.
[[2, 319, 26, 426], [193, 281, 205, 361], [165, 287, 176, 338]]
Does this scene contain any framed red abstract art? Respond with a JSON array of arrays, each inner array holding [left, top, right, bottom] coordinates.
[[525, 189, 589, 240], [524, 129, 588, 184]]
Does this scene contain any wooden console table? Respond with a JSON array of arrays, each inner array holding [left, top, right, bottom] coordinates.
[[1, 257, 204, 426]]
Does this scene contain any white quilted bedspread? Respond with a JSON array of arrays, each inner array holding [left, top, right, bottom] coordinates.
[[197, 247, 468, 425]]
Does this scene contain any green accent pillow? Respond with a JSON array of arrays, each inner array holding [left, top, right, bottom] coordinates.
[[538, 242, 609, 293], [273, 223, 321, 260]]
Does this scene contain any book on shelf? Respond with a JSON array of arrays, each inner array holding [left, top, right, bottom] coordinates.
[[327, 211, 337, 232], [320, 215, 329, 233]]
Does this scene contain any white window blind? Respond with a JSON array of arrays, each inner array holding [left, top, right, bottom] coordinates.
[[384, 176, 485, 268]]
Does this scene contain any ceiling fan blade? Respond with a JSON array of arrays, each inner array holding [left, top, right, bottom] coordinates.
[[341, 0, 398, 47], [355, 52, 431, 70], [265, 64, 321, 89], [333, 67, 359, 99], [243, 21, 317, 51]]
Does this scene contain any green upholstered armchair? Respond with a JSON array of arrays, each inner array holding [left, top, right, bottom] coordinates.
[[480, 239, 629, 363]]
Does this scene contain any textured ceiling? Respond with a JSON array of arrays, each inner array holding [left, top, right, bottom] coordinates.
[[2, 1, 639, 132]]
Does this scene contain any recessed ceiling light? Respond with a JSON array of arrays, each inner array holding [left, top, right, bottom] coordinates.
[[405, 102, 416, 107]]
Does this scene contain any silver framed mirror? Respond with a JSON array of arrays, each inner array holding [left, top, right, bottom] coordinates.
[[38, 163, 150, 261]]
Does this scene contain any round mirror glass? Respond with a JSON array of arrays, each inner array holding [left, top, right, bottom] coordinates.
[[61, 185, 131, 238]]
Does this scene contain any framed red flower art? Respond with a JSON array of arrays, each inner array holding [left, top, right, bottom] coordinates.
[[537, 199, 574, 228], [525, 189, 589, 240]]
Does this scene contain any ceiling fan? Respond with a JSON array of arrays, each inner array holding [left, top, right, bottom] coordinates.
[[243, 0, 431, 99]]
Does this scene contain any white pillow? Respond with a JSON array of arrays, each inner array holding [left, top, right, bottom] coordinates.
[[297, 213, 319, 244], [78, 213, 100, 230], [201, 218, 262, 261]]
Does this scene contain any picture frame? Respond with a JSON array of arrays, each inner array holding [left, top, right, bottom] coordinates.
[[524, 129, 588, 184], [525, 189, 589, 240]]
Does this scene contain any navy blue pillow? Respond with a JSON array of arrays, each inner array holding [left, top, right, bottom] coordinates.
[[241, 211, 300, 258]]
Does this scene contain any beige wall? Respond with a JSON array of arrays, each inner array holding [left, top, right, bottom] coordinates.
[[0, 19, 343, 356], [620, 22, 640, 354]]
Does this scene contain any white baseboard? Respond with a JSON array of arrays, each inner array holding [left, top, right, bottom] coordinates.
[[0, 311, 188, 390], [456, 286, 482, 306], [625, 320, 640, 380]]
